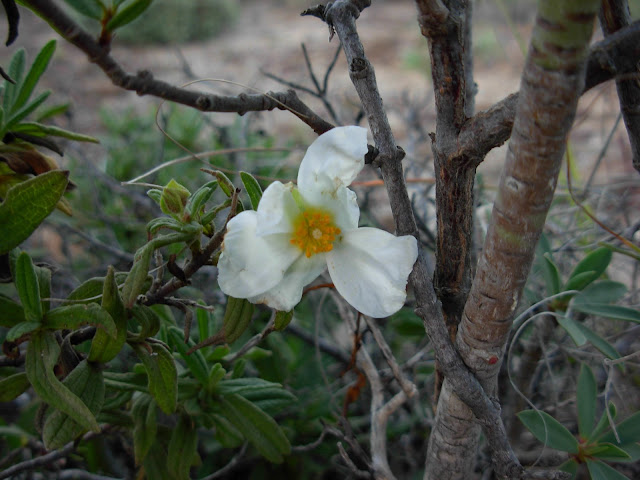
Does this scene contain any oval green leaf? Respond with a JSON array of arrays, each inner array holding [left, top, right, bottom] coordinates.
[[240, 171, 263, 210], [44, 303, 117, 339], [14, 251, 42, 322], [517, 409, 579, 453], [25, 330, 99, 433], [106, 0, 153, 31], [0, 170, 69, 254], [577, 363, 597, 439]]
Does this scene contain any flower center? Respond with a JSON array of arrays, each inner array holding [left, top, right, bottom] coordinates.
[[290, 209, 341, 258]]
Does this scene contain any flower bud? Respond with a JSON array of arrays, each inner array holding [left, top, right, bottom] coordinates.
[[160, 179, 191, 216]]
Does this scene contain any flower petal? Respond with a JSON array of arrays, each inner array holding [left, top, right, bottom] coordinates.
[[217, 211, 301, 299], [298, 126, 368, 197], [255, 181, 299, 236], [301, 184, 359, 232], [326, 228, 418, 318], [248, 253, 327, 311]]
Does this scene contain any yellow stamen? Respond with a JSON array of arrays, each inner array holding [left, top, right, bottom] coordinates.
[[290, 209, 341, 258]]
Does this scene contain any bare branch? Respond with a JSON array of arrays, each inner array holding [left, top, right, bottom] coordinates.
[[20, 0, 335, 136], [599, 1, 640, 173], [309, 2, 524, 478]]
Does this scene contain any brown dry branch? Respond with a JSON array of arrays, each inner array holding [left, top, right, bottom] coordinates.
[[20, 0, 335, 136], [415, 0, 476, 405], [429, 1, 601, 479], [599, 1, 640, 173], [315, 1, 523, 479]]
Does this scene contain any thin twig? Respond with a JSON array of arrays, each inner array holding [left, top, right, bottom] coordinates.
[[198, 443, 248, 480], [0, 432, 100, 480], [362, 315, 417, 399], [225, 316, 276, 363], [20, 0, 335, 136]]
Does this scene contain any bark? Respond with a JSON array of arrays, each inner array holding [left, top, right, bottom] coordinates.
[[599, 0, 640, 173], [416, 0, 475, 341], [425, 1, 601, 479]]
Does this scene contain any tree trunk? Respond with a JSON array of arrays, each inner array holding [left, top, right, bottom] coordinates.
[[424, 1, 601, 478]]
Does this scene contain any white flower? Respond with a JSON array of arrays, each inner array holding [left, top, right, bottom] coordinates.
[[217, 126, 418, 318]]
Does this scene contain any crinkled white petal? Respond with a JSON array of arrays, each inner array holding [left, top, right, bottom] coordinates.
[[300, 184, 359, 232], [248, 253, 327, 311], [217, 211, 301, 299], [298, 126, 368, 197], [255, 181, 299, 237], [326, 228, 418, 318]]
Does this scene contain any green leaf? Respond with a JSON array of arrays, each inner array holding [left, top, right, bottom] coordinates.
[[11, 121, 99, 143], [564, 247, 612, 291], [122, 243, 153, 308], [571, 303, 640, 324], [0, 170, 69, 254], [208, 363, 226, 391], [586, 459, 631, 480], [218, 393, 290, 463], [106, 0, 153, 31], [25, 330, 99, 433], [103, 371, 149, 393], [557, 316, 587, 346], [44, 303, 117, 338], [0, 294, 24, 328], [132, 394, 157, 465], [586, 443, 632, 461], [592, 403, 617, 441], [12, 40, 56, 114], [517, 409, 579, 453], [210, 413, 244, 448], [146, 216, 183, 235], [571, 322, 620, 361], [274, 310, 293, 331], [88, 266, 127, 363], [223, 296, 254, 344], [542, 253, 561, 296], [128, 304, 161, 341], [558, 459, 578, 477], [66, 272, 128, 303], [42, 360, 105, 449], [61, 0, 103, 20], [572, 281, 627, 306], [564, 271, 598, 293], [3, 49, 25, 112], [35, 102, 70, 122], [5, 90, 51, 131], [240, 171, 263, 210], [185, 181, 217, 219], [146, 188, 162, 204], [0, 372, 31, 402], [577, 364, 597, 439], [14, 251, 42, 322], [34, 263, 51, 313], [167, 414, 198, 480], [6, 320, 41, 341], [216, 378, 296, 413], [132, 342, 177, 414], [167, 326, 209, 387], [212, 170, 235, 197], [599, 411, 640, 445]]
